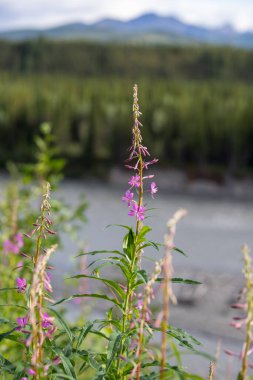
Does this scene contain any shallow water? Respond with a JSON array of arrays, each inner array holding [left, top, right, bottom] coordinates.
[[54, 178, 253, 275]]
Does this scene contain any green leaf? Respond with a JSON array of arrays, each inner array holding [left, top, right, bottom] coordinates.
[[106, 332, 122, 371], [153, 325, 201, 351], [0, 304, 28, 310], [137, 269, 149, 284], [123, 229, 135, 259], [88, 355, 101, 370], [182, 374, 206, 380], [90, 262, 130, 281], [50, 375, 76, 379], [173, 247, 188, 257], [0, 354, 16, 374], [53, 293, 122, 310], [156, 278, 201, 285], [84, 256, 123, 270], [171, 278, 201, 285], [0, 287, 17, 291], [52, 349, 76, 379], [0, 318, 12, 324], [0, 328, 16, 342], [48, 308, 73, 343], [76, 321, 94, 350], [139, 240, 160, 252], [76, 250, 124, 258], [170, 342, 182, 366], [69, 275, 125, 299], [137, 226, 152, 241], [106, 224, 131, 231]]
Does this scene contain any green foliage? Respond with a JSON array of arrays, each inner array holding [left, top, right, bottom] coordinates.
[[49, 222, 205, 379], [0, 60, 253, 176], [1, 40, 253, 81], [0, 123, 87, 367]]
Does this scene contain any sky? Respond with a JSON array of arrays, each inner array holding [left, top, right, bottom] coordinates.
[[0, 0, 252, 32]]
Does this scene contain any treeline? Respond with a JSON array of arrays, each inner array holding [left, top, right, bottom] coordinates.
[[0, 74, 252, 177], [1, 39, 253, 81]]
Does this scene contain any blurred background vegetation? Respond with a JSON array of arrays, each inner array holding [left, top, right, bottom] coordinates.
[[0, 39, 253, 178]]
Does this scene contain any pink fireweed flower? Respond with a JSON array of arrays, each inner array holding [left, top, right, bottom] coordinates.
[[52, 356, 61, 365], [16, 278, 27, 293], [3, 233, 23, 255], [128, 203, 145, 221], [231, 303, 247, 310], [122, 190, 134, 207], [45, 326, 57, 339], [143, 158, 159, 170], [42, 312, 54, 329], [3, 240, 16, 254], [16, 233, 24, 248], [16, 261, 23, 269], [44, 365, 50, 375], [150, 182, 158, 198], [230, 320, 245, 329], [16, 316, 29, 331], [128, 175, 140, 188], [136, 299, 143, 311], [27, 368, 36, 376]]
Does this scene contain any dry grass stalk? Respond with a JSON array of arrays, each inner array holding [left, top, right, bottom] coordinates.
[[159, 208, 187, 380], [29, 244, 57, 378]]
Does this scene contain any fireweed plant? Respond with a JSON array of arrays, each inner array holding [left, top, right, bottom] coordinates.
[[0, 123, 87, 359], [53, 85, 205, 380], [0, 123, 87, 379], [0, 183, 57, 378]]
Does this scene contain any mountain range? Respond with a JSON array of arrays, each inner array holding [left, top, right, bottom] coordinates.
[[1, 13, 253, 48]]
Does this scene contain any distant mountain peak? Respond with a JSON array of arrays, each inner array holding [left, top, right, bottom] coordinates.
[[133, 12, 160, 20], [217, 23, 236, 35], [0, 12, 252, 48]]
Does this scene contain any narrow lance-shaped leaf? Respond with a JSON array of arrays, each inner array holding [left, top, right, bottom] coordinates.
[[53, 293, 123, 310], [106, 332, 123, 371], [76, 250, 124, 258], [69, 275, 125, 299], [48, 308, 73, 343], [0, 328, 17, 342], [156, 278, 201, 285], [173, 247, 188, 257], [51, 348, 77, 379], [76, 321, 94, 350]]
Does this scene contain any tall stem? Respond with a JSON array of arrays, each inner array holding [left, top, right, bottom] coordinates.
[[160, 254, 171, 380], [159, 209, 186, 379], [241, 244, 252, 380], [117, 84, 144, 379]]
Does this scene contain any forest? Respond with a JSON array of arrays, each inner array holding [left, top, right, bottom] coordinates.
[[0, 39, 253, 177]]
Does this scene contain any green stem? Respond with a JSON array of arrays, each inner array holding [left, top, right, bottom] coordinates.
[[116, 252, 137, 379], [116, 84, 144, 379]]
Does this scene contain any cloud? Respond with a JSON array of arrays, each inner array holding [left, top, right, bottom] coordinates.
[[0, 0, 252, 31]]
